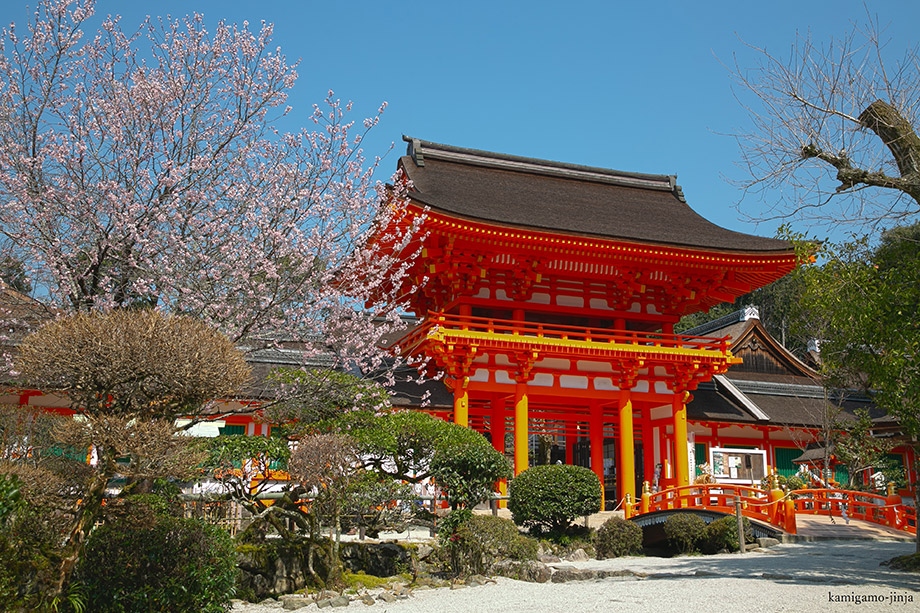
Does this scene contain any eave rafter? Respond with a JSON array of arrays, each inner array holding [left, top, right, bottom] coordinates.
[[386, 205, 796, 315]]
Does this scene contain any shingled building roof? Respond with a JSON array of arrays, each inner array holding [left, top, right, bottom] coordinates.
[[400, 137, 791, 253]]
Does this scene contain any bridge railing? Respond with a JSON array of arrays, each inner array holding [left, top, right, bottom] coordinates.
[[791, 488, 916, 535], [633, 483, 797, 533], [631, 484, 915, 536]]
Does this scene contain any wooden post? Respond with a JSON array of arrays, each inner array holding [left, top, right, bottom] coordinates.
[[735, 496, 746, 553]]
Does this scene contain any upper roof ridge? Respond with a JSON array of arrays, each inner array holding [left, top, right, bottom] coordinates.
[[403, 136, 686, 201]]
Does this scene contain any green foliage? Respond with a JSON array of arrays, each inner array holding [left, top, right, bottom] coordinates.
[[342, 472, 415, 538], [78, 512, 236, 613], [594, 516, 643, 559], [266, 369, 391, 428], [701, 515, 754, 554], [438, 510, 536, 576], [0, 474, 22, 525], [507, 464, 602, 538], [760, 473, 805, 492], [663, 513, 706, 554], [792, 226, 920, 446], [834, 409, 899, 489], [345, 410, 450, 481], [430, 428, 511, 509], [202, 433, 291, 473], [446, 514, 538, 576]]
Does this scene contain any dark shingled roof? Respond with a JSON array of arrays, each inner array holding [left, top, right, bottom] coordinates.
[[400, 137, 792, 253]]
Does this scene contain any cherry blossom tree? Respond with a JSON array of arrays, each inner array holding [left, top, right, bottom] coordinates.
[[0, 0, 421, 372]]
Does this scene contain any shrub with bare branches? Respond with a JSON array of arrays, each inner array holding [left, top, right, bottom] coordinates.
[[12, 309, 249, 598]]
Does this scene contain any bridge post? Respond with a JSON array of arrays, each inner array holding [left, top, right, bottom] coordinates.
[[641, 481, 650, 514], [784, 497, 797, 534], [768, 475, 784, 527], [886, 482, 902, 529], [734, 497, 746, 553]]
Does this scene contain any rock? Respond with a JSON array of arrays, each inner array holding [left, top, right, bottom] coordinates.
[[359, 595, 375, 605], [317, 599, 332, 609], [377, 592, 397, 603], [416, 544, 434, 560], [492, 560, 552, 583], [469, 574, 495, 586], [330, 595, 350, 607], [757, 537, 780, 548], [450, 582, 467, 590], [281, 596, 311, 611], [597, 569, 646, 580], [551, 568, 598, 583], [259, 597, 278, 604], [565, 548, 589, 562], [762, 572, 793, 580], [538, 554, 562, 563]]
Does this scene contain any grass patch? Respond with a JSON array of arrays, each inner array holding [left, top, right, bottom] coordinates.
[[883, 553, 920, 572], [342, 571, 394, 590]]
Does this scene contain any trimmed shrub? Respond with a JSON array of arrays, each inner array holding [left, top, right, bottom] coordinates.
[[701, 515, 755, 554], [594, 516, 642, 559], [447, 514, 538, 575], [508, 464, 602, 537], [79, 514, 236, 612], [663, 513, 706, 554]]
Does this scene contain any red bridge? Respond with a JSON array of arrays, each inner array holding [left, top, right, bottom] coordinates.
[[626, 483, 916, 536]]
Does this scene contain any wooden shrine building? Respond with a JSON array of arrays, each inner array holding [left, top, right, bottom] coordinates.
[[372, 137, 798, 506]]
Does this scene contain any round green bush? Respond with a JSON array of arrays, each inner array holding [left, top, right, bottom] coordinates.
[[701, 515, 755, 554], [663, 513, 706, 554], [79, 514, 236, 612], [508, 464, 602, 537], [594, 516, 642, 558]]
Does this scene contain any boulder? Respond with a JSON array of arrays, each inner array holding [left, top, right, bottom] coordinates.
[[492, 560, 552, 583], [551, 568, 597, 583]]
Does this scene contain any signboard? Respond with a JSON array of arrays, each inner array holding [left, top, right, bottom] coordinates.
[[709, 447, 767, 485]]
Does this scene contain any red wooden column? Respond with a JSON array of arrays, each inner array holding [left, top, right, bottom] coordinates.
[[490, 396, 506, 453], [491, 396, 508, 506], [618, 390, 635, 503], [642, 406, 655, 485], [589, 401, 605, 507], [673, 392, 690, 487]]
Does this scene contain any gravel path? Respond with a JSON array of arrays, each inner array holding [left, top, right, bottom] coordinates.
[[231, 540, 918, 613]]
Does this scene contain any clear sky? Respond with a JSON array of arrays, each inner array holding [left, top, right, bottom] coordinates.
[[2, 0, 918, 240]]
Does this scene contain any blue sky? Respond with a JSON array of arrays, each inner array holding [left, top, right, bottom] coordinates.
[[2, 0, 918, 240]]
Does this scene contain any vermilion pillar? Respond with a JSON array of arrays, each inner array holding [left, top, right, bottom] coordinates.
[[589, 402, 604, 506], [453, 378, 469, 427], [490, 397, 505, 453], [514, 383, 529, 475], [491, 396, 508, 505], [618, 390, 635, 502], [673, 392, 690, 487]]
